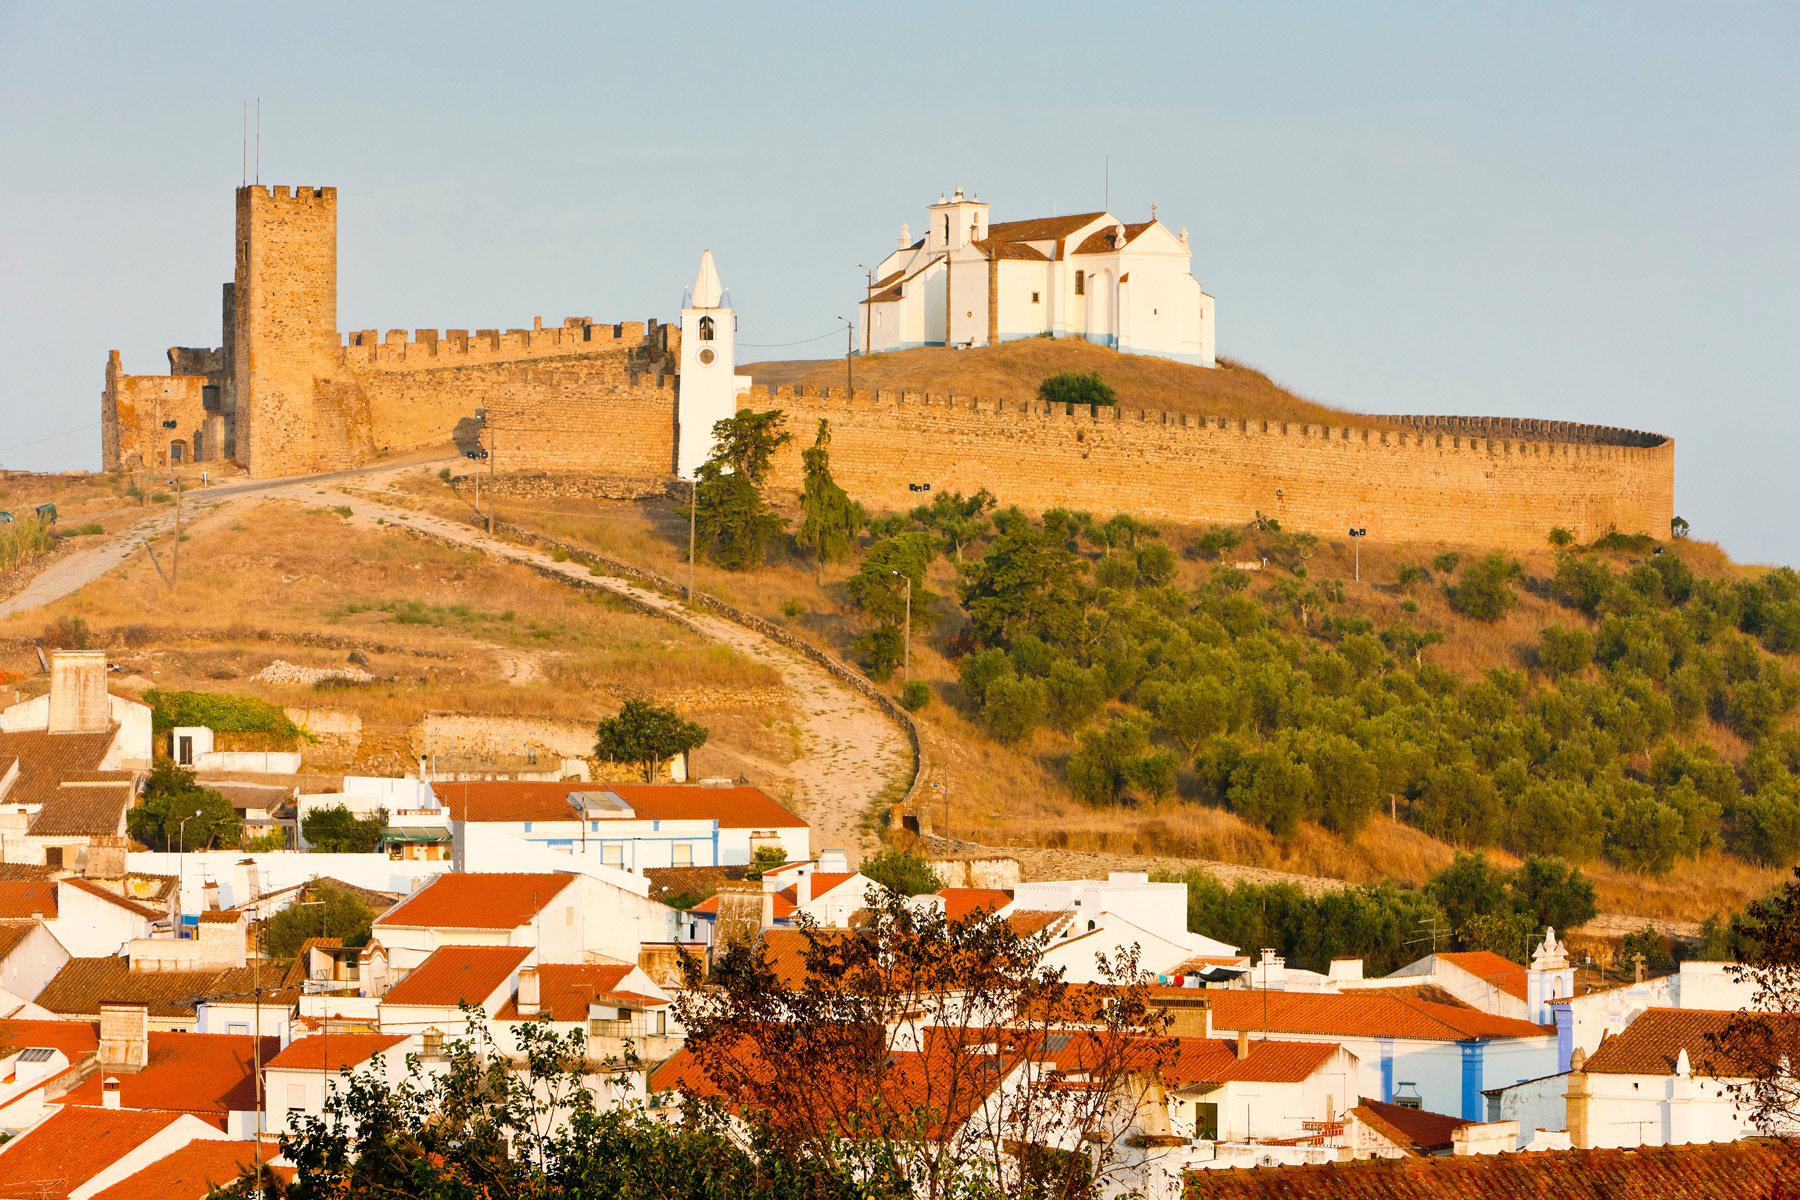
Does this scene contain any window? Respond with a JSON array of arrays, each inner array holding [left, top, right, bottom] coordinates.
[[288, 1083, 307, 1110], [602, 844, 624, 868], [229, 1023, 249, 1036], [1075, 271, 1085, 296], [656, 1010, 668, 1035], [1031, 291, 1040, 304], [1197, 1102, 1219, 1141], [673, 843, 692, 866], [169, 441, 184, 464], [698, 316, 714, 341], [565, 906, 575, 926], [522, 822, 532, 833], [178, 736, 193, 765]]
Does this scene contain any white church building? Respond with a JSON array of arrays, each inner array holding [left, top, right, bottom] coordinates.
[[861, 188, 1216, 366]]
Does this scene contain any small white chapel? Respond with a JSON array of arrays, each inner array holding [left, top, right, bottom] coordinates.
[[861, 188, 1216, 366]]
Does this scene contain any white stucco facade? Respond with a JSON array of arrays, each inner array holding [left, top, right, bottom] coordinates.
[[677, 250, 752, 479], [863, 189, 1215, 366]]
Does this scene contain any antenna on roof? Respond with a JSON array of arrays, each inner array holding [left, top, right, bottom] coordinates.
[[241, 101, 247, 186], [255, 98, 260, 185], [1104, 156, 1109, 214]]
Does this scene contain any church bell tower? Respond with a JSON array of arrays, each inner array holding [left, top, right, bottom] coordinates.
[[677, 251, 749, 479]]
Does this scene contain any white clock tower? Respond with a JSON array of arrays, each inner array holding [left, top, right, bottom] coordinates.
[[677, 250, 750, 479]]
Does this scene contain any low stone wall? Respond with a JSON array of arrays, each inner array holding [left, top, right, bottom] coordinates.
[[458, 471, 676, 502]]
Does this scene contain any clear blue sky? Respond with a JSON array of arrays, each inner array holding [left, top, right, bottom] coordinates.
[[2, 3, 1795, 561]]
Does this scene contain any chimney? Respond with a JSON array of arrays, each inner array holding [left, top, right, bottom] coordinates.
[[1159, 996, 1211, 1039], [85, 836, 126, 881], [819, 848, 849, 873], [102, 1077, 122, 1109], [47, 651, 109, 734], [1236, 1029, 1251, 1060], [1565, 1048, 1591, 1150], [760, 890, 775, 930], [794, 870, 812, 908], [235, 858, 262, 906], [99, 1002, 149, 1074], [203, 880, 220, 911], [517, 967, 540, 1016]]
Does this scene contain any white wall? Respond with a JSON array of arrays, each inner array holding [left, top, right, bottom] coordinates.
[[129, 850, 449, 912], [48, 882, 155, 957], [1009, 875, 1195, 949], [1490, 1071, 1567, 1133], [0, 923, 68, 1002], [1584, 1070, 1758, 1148]]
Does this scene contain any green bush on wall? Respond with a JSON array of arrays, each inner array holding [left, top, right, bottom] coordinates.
[[144, 688, 311, 745]]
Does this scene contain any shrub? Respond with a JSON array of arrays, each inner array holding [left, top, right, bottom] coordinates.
[[1432, 552, 1462, 576], [301, 805, 386, 853], [1538, 624, 1595, 676], [264, 879, 374, 960], [1193, 526, 1242, 560], [143, 689, 305, 743], [861, 847, 943, 896], [64, 523, 104, 536], [1447, 554, 1520, 622], [901, 680, 931, 711], [780, 598, 805, 618], [1548, 527, 1575, 547], [1619, 924, 1676, 975], [1037, 372, 1117, 408], [42, 615, 94, 650]]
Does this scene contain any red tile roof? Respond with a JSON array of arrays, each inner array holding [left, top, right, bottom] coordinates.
[[432, 781, 806, 830], [1196, 989, 1551, 1042], [1006, 909, 1074, 938], [493, 964, 654, 1022], [1436, 951, 1529, 1001], [265, 1032, 407, 1071], [0, 1017, 98, 1061], [1180, 1138, 1800, 1197], [35, 958, 265, 1020], [381, 945, 531, 1008], [373, 872, 574, 931], [0, 728, 121, 804], [60, 1033, 280, 1121], [688, 889, 797, 919], [986, 213, 1106, 244], [971, 238, 1050, 262], [86, 1138, 293, 1200], [1582, 1007, 1783, 1077], [0, 881, 57, 919], [1072, 221, 1154, 255], [30, 781, 135, 836], [60, 878, 164, 921], [938, 888, 1012, 921], [0, 1105, 187, 1198], [1161, 1037, 1342, 1088], [1348, 1097, 1471, 1153]]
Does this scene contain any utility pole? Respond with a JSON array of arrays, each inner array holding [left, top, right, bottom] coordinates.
[[857, 265, 874, 357], [687, 479, 698, 603], [486, 413, 496, 534], [1348, 527, 1367, 582], [837, 316, 853, 396], [891, 570, 912, 681]]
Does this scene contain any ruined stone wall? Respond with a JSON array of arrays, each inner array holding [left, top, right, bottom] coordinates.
[[235, 185, 338, 478], [748, 385, 1675, 548], [101, 351, 212, 472]]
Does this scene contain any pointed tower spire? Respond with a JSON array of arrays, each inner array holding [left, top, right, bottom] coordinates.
[[691, 250, 724, 309]]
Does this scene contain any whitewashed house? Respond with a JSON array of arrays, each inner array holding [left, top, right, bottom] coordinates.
[[862, 189, 1215, 365]]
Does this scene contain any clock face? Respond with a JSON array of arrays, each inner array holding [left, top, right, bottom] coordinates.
[[698, 348, 716, 366]]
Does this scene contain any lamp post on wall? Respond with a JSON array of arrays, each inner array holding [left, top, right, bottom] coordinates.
[[856, 265, 874, 357], [1348, 527, 1367, 582], [836, 316, 854, 396]]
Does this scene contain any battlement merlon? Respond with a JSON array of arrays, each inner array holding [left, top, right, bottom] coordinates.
[[334, 318, 673, 369], [239, 184, 336, 205], [737, 383, 1671, 455]]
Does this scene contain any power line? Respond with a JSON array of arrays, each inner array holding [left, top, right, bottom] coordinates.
[[737, 328, 853, 349], [0, 421, 100, 456]]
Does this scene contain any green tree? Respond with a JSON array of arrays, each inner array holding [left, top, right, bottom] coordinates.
[[1037, 371, 1117, 408], [263, 879, 376, 960], [860, 847, 943, 896], [1067, 718, 1155, 805], [794, 419, 863, 580], [845, 533, 939, 682], [595, 698, 709, 782], [908, 488, 997, 562], [1619, 925, 1676, 976], [1227, 743, 1314, 842], [1448, 553, 1521, 622], [958, 507, 1090, 649], [300, 805, 388, 854], [1538, 624, 1595, 676], [746, 845, 788, 881], [982, 676, 1048, 743], [1156, 677, 1233, 755], [695, 408, 792, 570], [1510, 855, 1599, 931], [128, 762, 239, 851]]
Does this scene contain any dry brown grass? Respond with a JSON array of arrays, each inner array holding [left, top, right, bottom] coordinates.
[[743, 341, 1378, 428], [1585, 852, 1787, 924], [0, 498, 788, 781]]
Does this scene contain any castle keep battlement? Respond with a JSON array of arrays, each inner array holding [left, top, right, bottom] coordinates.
[[98, 182, 1674, 549]]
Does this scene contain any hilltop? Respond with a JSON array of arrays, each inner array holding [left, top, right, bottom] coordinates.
[[744, 339, 1378, 428]]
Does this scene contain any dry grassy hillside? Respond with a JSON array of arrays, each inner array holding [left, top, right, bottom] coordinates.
[[385, 471, 1792, 927], [0, 499, 793, 785], [744, 340, 1380, 428]]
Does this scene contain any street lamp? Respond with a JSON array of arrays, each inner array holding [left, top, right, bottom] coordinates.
[[890, 570, 912, 681], [1347, 528, 1368, 582], [176, 807, 202, 938], [835, 315, 854, 396], [856, 265, 874, 357]]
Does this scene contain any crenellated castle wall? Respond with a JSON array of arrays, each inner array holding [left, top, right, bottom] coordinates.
[[740, 385, 1674, 547]]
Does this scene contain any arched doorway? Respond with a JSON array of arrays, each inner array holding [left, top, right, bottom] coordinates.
[[1085, 269, 1114, 347]]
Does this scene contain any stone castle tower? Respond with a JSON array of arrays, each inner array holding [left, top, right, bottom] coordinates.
[[233, 185, 339, 477]]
